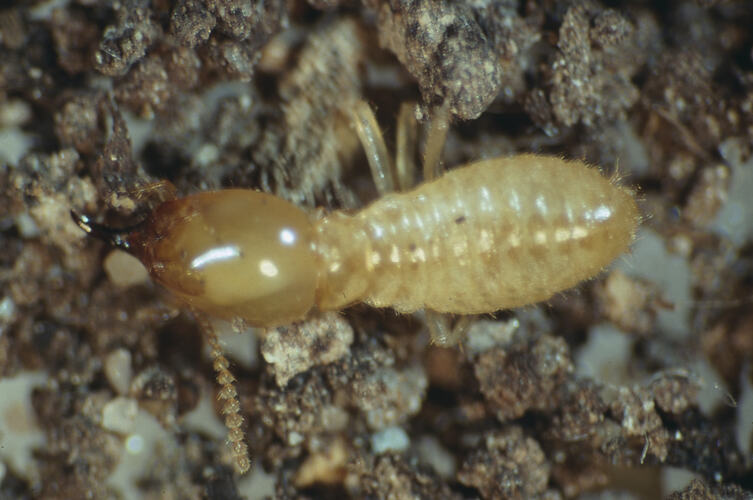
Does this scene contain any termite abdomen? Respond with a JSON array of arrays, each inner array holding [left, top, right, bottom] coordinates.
[[315, 154, 639, 315]]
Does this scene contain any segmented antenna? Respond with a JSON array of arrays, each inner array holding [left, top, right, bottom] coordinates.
[[192, 309, 251, 474]]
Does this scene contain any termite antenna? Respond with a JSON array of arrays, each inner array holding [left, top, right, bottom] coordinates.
[[192, 308, 251, 475], [70, 210, 143, 251]]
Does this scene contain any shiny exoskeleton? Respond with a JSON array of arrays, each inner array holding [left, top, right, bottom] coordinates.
[[114, 154, 638, 328]]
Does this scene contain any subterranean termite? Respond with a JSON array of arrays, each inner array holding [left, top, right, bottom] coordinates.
[[73, 101, 639, 474]]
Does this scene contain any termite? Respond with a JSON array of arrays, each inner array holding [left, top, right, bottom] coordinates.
[[73, 100, 639, 474]]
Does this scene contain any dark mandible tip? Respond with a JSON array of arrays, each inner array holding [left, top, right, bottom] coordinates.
[[70, 210, 141, 251], [70, 210, 93, 233]]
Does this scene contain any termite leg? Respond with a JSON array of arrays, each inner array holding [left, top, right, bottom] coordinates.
[[192, 308, 251, 474], [350, 99, 471, 346], [425, 312, 474, 348], [425, 311, 452, 346], [422, 100, 451, 183], [132, 179, 178, 206], [422, 102, 474, 347], [395, 102, 417, 192], [449, 315, 473, 348], [350, 100, 396, 197]]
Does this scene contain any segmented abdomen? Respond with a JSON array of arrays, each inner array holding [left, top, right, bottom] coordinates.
[[314, 154, 639, 314]]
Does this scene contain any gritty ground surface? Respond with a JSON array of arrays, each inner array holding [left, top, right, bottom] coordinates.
[[2, 1, 753, 499]]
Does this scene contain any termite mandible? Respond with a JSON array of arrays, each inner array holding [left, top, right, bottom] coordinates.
[[73, 100, 640, 474]]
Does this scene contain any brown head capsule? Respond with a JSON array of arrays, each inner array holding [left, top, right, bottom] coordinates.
[[124, 190, 319, 327]]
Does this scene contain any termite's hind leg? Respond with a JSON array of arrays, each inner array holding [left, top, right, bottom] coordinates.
[[395, 102, 418, 191], [350, 100, 396, 197], [425, 311, 452, 346], [425, 312, 473, 347], [422, 101, 451, 183], [192, 309, 251, 474]]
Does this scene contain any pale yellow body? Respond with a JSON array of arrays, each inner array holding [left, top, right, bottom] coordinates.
[[124, 155, 637, 329], [315, 154, 639, 314]]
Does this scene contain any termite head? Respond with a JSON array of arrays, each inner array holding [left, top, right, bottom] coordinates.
[[73, 190, 319, 327]]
